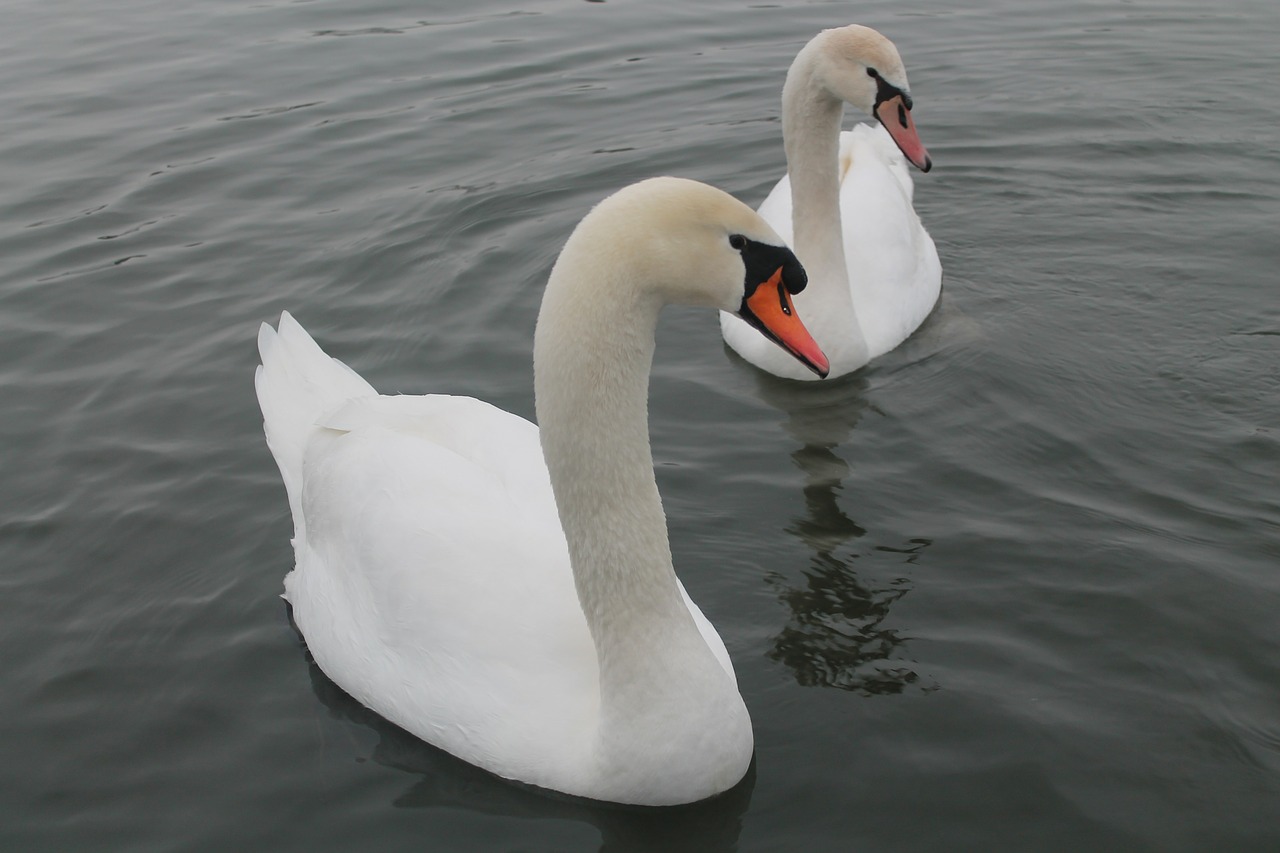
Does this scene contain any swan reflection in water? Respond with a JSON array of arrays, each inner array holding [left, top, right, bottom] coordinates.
[[747, 368, 934, 696], [291, 616, 754, 853]]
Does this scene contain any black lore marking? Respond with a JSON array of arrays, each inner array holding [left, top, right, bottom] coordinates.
[[873, 73, 913, 112], [738, 238, 807, 296]]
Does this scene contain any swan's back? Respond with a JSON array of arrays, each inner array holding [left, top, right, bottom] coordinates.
[[290, 400, 600, 782], [256, 313, 599, 788]]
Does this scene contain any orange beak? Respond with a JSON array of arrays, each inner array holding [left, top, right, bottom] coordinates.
[[875, 93, 932, 172], [740, 268, 829, 378]]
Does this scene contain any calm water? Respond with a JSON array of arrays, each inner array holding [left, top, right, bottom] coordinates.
[[3, 0, 1277, 850]]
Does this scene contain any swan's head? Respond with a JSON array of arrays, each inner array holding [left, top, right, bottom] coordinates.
[[805, 25, 932, 172], [562, 177, 829, 377]]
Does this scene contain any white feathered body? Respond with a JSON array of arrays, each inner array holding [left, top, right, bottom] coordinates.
[[256, 311, 735, 802]]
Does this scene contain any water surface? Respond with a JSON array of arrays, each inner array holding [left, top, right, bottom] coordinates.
[[2, 0, 1277, 850]]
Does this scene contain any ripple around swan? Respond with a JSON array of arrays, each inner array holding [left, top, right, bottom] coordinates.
[[1, 0, 1278, 850]]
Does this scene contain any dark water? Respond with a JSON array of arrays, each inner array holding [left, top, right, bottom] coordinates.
[[3, 0, 1277, 850]]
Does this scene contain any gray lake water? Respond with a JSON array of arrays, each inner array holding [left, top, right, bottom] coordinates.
[[3, 0, 1278, 850]]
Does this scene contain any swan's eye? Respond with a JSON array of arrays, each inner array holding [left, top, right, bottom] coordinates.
[[866, 67, 879, 79], [729, 234, 747, 251]]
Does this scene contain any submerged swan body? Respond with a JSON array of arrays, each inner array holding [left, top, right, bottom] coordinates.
[[721, 24, 942, 379], [256, 178, 828, 806]]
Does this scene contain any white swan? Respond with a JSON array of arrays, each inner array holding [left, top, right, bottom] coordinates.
[[721, 24, 942, 380], [256, 177, 829, 806]]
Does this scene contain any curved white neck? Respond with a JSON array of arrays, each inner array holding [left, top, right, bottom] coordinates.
[[532, 249, 737, 733], [783, 62, 846, 284], [781, 44, 865, 341]]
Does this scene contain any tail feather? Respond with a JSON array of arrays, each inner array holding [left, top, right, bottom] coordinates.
[[255, 311, 376, 543]]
